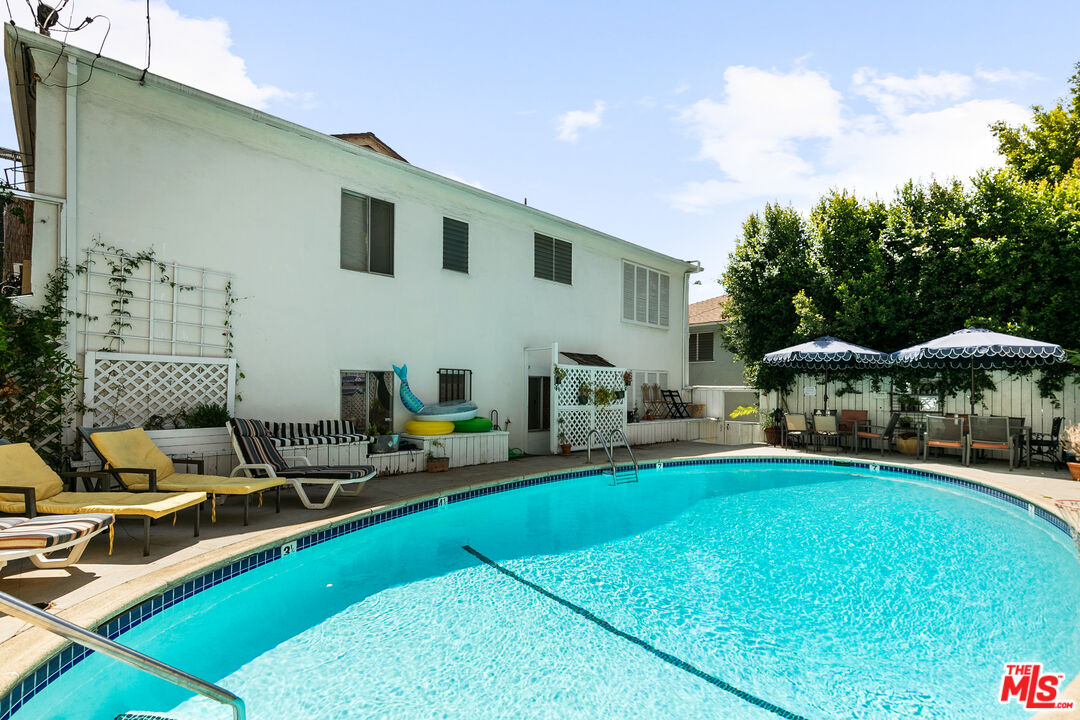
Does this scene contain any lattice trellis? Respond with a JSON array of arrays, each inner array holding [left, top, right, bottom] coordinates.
[[83, 351, 235, 427], [554, 364, 628, 451]]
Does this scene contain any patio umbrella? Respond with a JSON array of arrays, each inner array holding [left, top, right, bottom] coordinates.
[[762, 336, 891, 411], [890, 328, 1067, 416]]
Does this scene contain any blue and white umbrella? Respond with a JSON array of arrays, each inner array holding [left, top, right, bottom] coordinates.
[[890, 328, 1066, 415], [763, 336, 890, 411]]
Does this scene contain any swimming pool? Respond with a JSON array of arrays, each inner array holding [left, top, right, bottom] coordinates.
[[7, 459, 1080, 719]]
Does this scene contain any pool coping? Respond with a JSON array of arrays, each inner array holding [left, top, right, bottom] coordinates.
[[1, 454, 1077, 719]]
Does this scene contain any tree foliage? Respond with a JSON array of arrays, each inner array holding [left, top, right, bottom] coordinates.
[[991, 62, 1080, 184]]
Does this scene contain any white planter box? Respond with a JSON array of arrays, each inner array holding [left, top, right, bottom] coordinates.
[[401, 431, 510, 468]]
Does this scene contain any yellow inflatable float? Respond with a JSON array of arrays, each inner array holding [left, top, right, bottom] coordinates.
[[404, 420, 455, 436]]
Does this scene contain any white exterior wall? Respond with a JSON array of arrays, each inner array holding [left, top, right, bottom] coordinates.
[[13, 38, 694, 451]]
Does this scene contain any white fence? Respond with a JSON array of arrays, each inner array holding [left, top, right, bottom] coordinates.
[[82, 351, 236, 427], [775, 371, 1077, 435]]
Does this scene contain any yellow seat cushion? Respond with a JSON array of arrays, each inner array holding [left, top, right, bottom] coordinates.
[[91, 428, 176, 487], [156, 473, 285, 495], [0, 443, 64, 504], [38, 491, 206, 519]]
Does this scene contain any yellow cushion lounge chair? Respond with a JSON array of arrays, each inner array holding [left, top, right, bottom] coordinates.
[[0, 513, 113, 572], [0, 443, 205, 556], [87, 428, 285, 525]]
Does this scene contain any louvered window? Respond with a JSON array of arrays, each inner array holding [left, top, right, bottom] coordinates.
[[689, 332, 715, 362], [534, 233, 572, 285], [443, 218, 469, 273], [621, 260, 670, 328], [341, 191, 394, 275]]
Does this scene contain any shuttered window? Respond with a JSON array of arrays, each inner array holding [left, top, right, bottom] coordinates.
[[340, 190, 394, 275], [534, 233, 572, 285], [443, 218, 469, 273], [689, 331, 715, 362], [621, 260, 670, 328]]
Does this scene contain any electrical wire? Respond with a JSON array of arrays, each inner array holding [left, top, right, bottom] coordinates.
[[137, 0, 148, 84]]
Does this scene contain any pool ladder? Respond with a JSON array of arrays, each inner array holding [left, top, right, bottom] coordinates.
[[586, 429, 640, 485], [0, 590, 246, 720]]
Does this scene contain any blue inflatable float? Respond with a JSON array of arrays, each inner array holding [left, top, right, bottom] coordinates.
[[393, 364, 478, 422]]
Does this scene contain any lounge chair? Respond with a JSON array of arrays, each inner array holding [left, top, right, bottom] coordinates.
[[968, 416, 1017, 469], [227, 419, 377, 510], [0, 513, 113, 572], [856, 412, 899, 455], [83, 427, 285, 524], [0, 442, 204, 555], [923, 415, 964, 463], [813, 413, 842, 452], [782, 413, 812, 450]]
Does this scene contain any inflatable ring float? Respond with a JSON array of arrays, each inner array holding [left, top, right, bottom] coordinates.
[[404, 420, 455, 436], [453, 418, 493, 433]]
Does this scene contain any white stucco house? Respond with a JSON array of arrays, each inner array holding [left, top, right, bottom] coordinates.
[[2, 27, 702, 457]]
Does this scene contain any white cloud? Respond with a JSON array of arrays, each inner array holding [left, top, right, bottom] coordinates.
[[669, 65, 1031, 213], [975, 66, 1041, 84], [852, 68, 972, 116], [31, 0, 293, 109], [555, 100, 605, 142]]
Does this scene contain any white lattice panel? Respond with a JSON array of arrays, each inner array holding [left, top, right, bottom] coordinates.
[[554, 364, 628, 451], [83, 351, 236, 427]]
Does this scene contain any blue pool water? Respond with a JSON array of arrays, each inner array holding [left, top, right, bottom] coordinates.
[[13, 462, 1080, 719]]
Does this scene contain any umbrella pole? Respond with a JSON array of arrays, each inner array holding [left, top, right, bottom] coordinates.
[[970, 359, 975, 416], [824, 367, 829, 413]]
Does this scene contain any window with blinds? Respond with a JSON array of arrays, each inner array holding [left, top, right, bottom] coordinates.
[[534, 233, 572, 284], [443, 218, 469, 273], [622, 260, 670, 328], [341, 190, 395, 275], [689, 331, 715, 362]]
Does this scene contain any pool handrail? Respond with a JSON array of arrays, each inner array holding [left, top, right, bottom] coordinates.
[[610, 429, 640, 483], [0, 589, 246, 720]]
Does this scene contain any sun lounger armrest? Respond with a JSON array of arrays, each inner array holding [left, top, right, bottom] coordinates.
[[171, 457, 205, 472], [60, 469, 114, 491], [106, 467, 158, 492], [281, 455, 312, 467], [230, 463, 277, 478], [0, 485, 36, 517]]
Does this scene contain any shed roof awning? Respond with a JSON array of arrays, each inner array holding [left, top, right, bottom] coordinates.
[[559, 352, 615, 367]]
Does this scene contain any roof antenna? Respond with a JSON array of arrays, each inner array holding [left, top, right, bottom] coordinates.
[[524, 197, 528, 206], [35, 2, 58, 35]]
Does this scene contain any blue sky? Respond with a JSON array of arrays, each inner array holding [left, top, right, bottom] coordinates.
[[2, 1, 1078, 301]]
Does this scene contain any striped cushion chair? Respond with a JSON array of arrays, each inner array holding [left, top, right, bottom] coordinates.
[[0, 513, 114, 572], [227, 419, 377, 509], [318, 420, 369, 444]]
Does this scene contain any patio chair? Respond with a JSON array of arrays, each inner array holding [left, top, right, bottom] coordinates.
[[813, 413, 842, 452], [227, 419, 377, 510], [83, 427, 285, 525], [923, 416, 964, 463], [641, 384, 667, 419], [0, 442, 204, 556], [968, 416, 1017, 470], [0, 513, 113, 572], [1027, 417, 1063, 469], [856, 413, 900, 456], [838, 410, 868, 446], [661, 389, 690, 419], [783, 413, 812, 450]]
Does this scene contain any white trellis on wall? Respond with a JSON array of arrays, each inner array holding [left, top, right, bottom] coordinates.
[[77, 245, 234, 357], [82, 351, 236, 427], [554, 364, 628, 451]]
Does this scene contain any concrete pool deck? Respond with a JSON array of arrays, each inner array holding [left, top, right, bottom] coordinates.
[[2, 439, 1080, 717]]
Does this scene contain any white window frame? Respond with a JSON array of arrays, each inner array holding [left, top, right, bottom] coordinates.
[[621, 260, 670, 329]]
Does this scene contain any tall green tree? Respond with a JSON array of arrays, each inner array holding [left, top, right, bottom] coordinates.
[[991, 62, 1080, 184]]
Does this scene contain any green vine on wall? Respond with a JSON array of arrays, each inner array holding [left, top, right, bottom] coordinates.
[[223, 279, 245, 404], [0, 261, 85, 466]]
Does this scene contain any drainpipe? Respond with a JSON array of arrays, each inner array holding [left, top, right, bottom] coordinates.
[[64, 54, 79, 422], [682, 262, 703, 390]]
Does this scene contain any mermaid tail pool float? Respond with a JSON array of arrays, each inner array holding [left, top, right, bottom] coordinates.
[[393, 364, 478, 422]]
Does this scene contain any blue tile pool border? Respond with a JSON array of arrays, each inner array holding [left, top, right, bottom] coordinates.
[[1, 456, 1072, 719]]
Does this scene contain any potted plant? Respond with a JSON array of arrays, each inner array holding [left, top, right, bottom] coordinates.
[[895, 416, 918, 455], [557, 429, 571, 456], [622, 370, 633, 386], [1063, 423, 1080, 481], [426, 439, 449, 472], [553, 366, 567, 386], [577, 381, 592, 406]]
